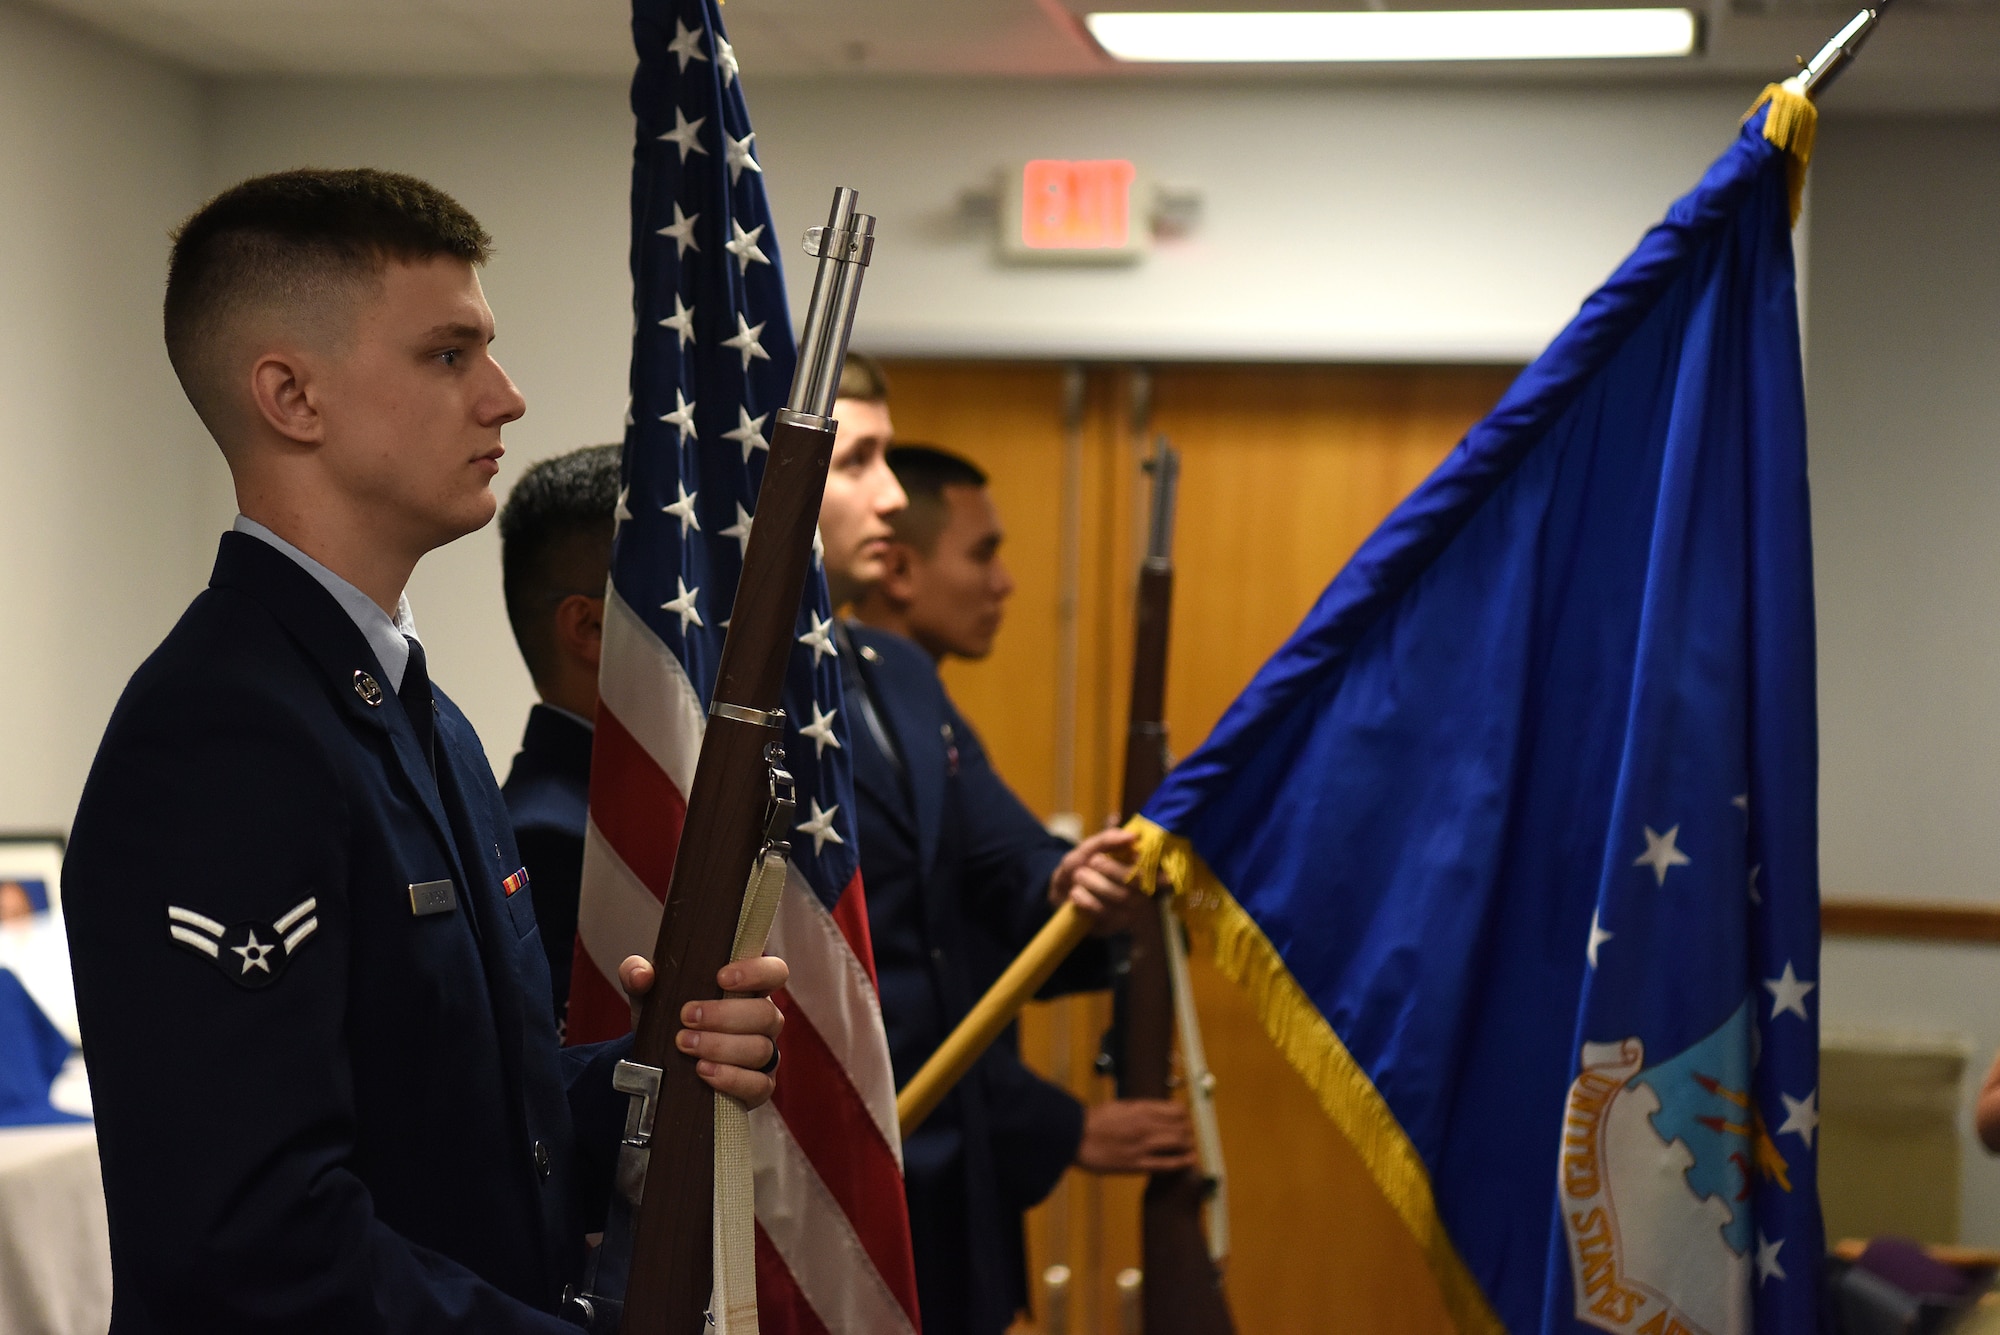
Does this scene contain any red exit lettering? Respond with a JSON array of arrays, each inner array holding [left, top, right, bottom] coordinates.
[[1020, 159, 1137, 250]]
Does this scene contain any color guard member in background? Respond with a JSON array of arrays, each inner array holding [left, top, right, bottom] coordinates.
[[64, 169, 785, 1333], [827, 361, 1195, 1335], [497, 444, 620, 1025]]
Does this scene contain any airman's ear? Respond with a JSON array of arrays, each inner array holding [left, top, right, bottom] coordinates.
[[249, 350, 325, 446], [555, 593, 606, 673], [880, 541, 920, 603]]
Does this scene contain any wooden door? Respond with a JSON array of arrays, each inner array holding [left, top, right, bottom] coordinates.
[[880, 360, 1517, 1335]]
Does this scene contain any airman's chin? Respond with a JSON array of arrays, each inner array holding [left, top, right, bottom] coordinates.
[[432, 491, 500, 547]]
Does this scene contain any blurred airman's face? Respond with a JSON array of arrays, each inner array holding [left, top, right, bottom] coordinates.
[[821, 397, 908, 605]]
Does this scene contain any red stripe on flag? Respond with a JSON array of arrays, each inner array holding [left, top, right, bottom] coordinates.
[[588, 706, 688, 892], [827, 871, 879, 994], [565, 936, 632, 1045], [754, 1225, 833, 1335], [772, 993, 922, 1325]]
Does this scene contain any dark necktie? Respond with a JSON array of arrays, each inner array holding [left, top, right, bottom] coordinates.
[[399, 635, 436, 773]]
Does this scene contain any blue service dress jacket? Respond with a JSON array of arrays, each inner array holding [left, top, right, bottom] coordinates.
[[840, 622, 1110, 1335], [65, 533, 627, 1334], [502, 704, 594, 1025]]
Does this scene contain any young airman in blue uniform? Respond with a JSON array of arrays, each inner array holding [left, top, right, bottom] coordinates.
[[64, 169, 787, 1333], [827, 368, 1195, 1335]]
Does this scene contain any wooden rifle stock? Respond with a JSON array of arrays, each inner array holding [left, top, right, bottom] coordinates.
[[595, 188, 874, 1335], [617, 408, 831, 1333], [1116, 439, 1235, 1335]]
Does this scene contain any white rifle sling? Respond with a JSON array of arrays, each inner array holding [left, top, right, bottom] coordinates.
[[710, 838, 789, 1334], [1163, 897, 1230, 1263]]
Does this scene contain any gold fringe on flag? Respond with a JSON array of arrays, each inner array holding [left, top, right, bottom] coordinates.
[[1126, 816, 1504, 1335], [1745, 78, 1819, 226]]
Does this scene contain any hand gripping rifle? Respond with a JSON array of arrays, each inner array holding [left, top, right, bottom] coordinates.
[[562, 187, 875, 1335], [1104, 438, 1234, 1334]]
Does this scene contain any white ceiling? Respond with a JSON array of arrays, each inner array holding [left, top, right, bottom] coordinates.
[[24, 0, 2000, 110]]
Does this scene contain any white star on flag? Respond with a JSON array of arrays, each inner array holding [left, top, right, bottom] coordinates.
[[660, 389, 697, 444], [1586, 910, 1612, 968], [798, 611, 837, 667], [722, 314, 770, 372], [661, 578, 703, 633], [656, 202, 699, 257], [666, 18, 708, 71], [797, 799, 845, 855], [1633, 824, 1691, 886], [800, 702, 842, 759], [720, 503, 753, 557], [725, 219, 768, 272], [724, 129, 763, 185], [812, 525, 825, 567], [658, 107, 707, 162], [1755, 1232, 1786, 1284], [232, 929, 275, 974], [716, 34, 739, 85], [1763, 961, 1815, 1021], [663, 482, 699, 535], [724, 406, 769, 461], [1776, 1089, 1817, 1148], [614, 487, 633, 525], [658, 294, 694, 346]]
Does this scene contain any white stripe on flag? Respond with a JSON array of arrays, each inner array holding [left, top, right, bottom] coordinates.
[[577, 817, 667, 987], [599, 585, 704, 793], [767, 867, 902, 1165], [750, 1107, 918, 1335]]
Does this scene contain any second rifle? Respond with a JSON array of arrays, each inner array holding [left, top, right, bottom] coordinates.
[[1103, 437, 1234, 1335]]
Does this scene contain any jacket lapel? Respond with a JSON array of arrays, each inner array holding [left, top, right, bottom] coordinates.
[[209, 533, 476, 918], [434, 703, 532, 1105], [855, 630, 949, 878]]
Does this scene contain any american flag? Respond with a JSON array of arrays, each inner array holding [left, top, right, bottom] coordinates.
[[565, 2, 921, 1330]]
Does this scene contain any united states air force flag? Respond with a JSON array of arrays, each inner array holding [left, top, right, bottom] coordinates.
[[1131, 91, 1823, 1335]]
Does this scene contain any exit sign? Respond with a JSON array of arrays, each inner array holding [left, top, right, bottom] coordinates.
[[1002, 159, 1146, 263]]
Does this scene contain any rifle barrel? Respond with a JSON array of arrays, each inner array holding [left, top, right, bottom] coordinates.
[[614, 188, 874, 1335]]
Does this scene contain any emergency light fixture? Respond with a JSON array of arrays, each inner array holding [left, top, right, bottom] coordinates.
[[1084, 9, 1701, 63], [1003, 159, 1147, 262]]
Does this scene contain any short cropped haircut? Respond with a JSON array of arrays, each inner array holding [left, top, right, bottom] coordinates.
[[886, 445, 989, 555], [499, 445, 622, 686], [164, 168, 493, 442], [838, 352, 890, 404]]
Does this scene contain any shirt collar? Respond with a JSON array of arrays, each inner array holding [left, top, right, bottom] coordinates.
[[543, 704, 596, 733], [231, 515, 418, 693]]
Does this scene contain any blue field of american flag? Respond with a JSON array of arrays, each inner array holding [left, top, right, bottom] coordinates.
[[566, 0, 921, 1328]]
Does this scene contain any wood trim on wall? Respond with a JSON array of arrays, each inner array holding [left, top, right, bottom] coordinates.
[[1822, 899, 2000, 944]]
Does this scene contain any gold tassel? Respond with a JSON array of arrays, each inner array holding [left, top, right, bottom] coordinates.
[[1745, 78, 1819, 226]]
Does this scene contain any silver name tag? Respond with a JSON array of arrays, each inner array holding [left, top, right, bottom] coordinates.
[[408, 880, 457, 916]]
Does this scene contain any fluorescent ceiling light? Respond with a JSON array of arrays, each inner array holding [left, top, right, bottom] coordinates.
[[1085, 9, 1700, 62]]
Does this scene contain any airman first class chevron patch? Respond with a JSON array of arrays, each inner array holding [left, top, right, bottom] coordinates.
[[167, 897, 318, 989]]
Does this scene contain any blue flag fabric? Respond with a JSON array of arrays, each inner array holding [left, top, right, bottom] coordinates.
[[0, 968, 79, 1127], [1138, 106, 1818, 1335]]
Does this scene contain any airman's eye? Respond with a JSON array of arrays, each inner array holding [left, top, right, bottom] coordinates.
[[438, 349, 460, 367]]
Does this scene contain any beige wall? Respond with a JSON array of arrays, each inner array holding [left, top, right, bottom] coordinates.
[[0, 2, 212, 834], [1809, 115, 2000, 1243]]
